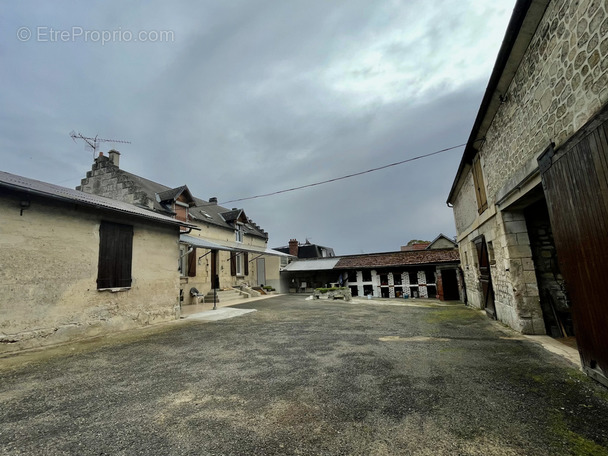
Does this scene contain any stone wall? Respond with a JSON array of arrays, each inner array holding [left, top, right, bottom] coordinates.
[[483, 0, 608, 206], [451, 0, 607, 334], [0, 192, 180, 353], [78, 155, 155, 210], [524, 199, 571, 336], [77, 155, 274, 301]]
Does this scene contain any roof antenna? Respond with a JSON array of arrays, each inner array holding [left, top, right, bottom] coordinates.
[[69, 131, 131, 160]]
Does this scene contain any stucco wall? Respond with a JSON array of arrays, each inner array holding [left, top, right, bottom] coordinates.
[[0, 192, 180, 353], [451, 0, 607, 334]]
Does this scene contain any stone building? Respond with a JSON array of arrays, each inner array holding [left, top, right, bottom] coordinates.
[[0, 170, 192, 353], [281, 237, 462, 301], [447, 0, 608, 384], [77, 151, 289, 307]]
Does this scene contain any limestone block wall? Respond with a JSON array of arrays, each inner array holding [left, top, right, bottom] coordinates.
[[77, 156, 154, 210], [0, 193, 180, 353], [181, 223, 269, 302]]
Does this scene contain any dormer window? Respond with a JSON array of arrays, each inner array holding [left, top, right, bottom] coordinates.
[[235, 224, 244, 243]]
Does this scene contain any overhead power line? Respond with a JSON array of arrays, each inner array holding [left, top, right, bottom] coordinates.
[[220, 143, 466, 205]]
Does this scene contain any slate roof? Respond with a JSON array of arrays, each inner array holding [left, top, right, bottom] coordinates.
[[156, 185, 194, 204], [92, 166, 267, 239], [273, 242, 336, 258], [0, 170, 195, 229], [219, 209, 243, 223], [427, 233, 457, 249], [334, 249, 460, 269]]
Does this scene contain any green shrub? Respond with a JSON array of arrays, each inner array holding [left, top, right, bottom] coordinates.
[[315, 287, 348, 293]]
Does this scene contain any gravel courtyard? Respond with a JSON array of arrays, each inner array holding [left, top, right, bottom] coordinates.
[[1, 295, 608, 455]]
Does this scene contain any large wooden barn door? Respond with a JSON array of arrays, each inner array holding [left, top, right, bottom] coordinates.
[[538, 106, 608, 386], [473, 235, 496, 319]]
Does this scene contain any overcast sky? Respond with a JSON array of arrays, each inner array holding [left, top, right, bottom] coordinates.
[[1, 1, 515, 255]]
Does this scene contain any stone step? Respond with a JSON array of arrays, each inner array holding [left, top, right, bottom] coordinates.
[[203, 289, 247, 303]]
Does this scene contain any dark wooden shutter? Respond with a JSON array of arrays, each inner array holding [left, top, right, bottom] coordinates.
[[244, 252, 249, 275], [97, 221, 133, 289], [188, 247, 197, 277], [472, 153, 488, 213], [230, 253, 237, 276]]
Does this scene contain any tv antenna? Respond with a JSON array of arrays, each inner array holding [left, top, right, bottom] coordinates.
[[69, 131, 131, 159]]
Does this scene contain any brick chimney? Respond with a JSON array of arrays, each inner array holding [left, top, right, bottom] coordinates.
[[108, 149, 120, 167], [289, 239, 299, 257]]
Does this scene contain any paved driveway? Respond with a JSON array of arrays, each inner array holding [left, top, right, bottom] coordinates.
[[1, 296, 608, 455]]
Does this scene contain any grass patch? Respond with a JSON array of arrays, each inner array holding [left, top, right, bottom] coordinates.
[[424, 307, 479, 325]]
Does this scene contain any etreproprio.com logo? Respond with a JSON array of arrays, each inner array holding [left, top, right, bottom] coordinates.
[[17, 26, 175, 45]]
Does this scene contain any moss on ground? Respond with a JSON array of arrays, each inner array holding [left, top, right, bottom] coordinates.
[[424, 306, 480, 325], [550, 411, 608, 456]]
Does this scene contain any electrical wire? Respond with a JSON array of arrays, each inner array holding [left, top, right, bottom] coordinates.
[[220, 143, 466, 205]]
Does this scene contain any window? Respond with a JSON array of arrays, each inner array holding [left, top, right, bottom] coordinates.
[[179, 244, 188, 277], [472, 153, 488, 214], [235, 224, 243, 243], [236, 253, 243, 276], [230, 252, 249, 276], [97, 221, 133, 289]]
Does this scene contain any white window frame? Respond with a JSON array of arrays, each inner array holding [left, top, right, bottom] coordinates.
[[235, 253, 244, 276], [235, 224, 244, 243]]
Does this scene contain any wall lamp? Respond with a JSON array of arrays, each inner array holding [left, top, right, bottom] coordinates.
[[20, 200, 30, 216]]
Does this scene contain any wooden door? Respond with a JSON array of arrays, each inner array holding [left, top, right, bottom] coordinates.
[[538, 106, 608, 384], [211, 250, 219, 289], [474, 235, 496, 319]]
